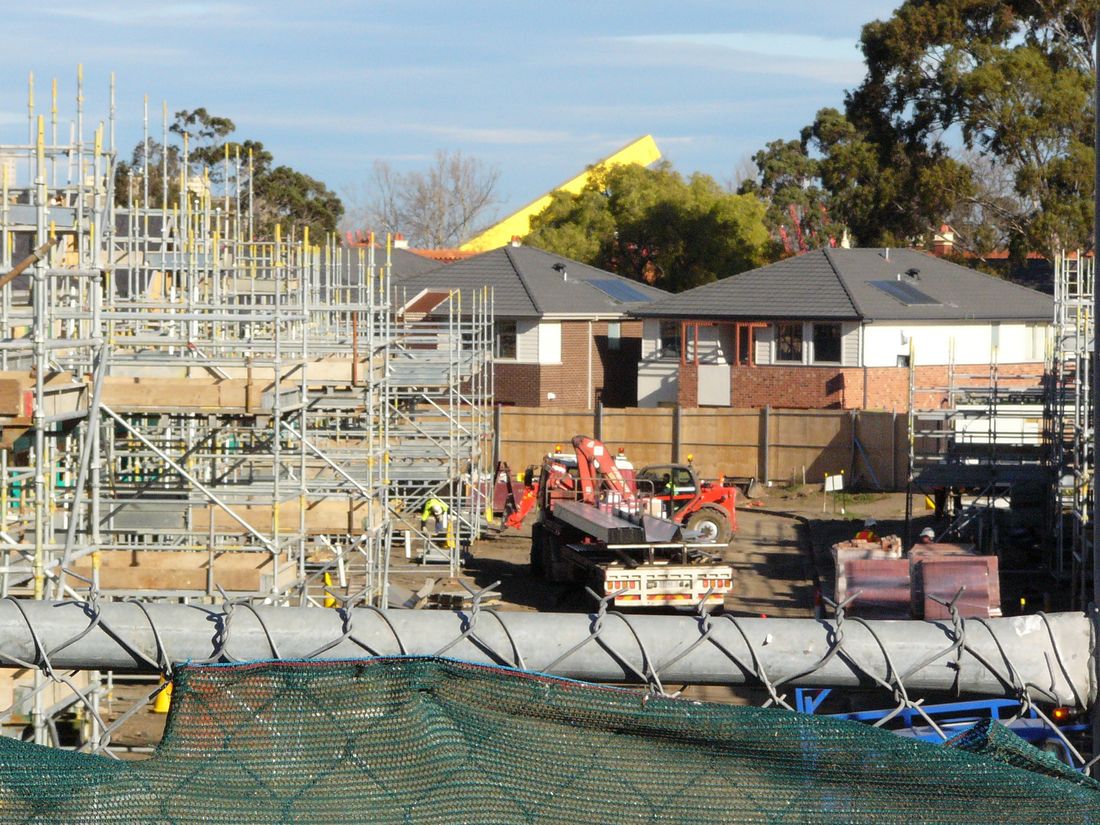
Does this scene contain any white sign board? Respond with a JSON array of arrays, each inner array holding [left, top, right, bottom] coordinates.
[[824, 473, 844, 492]]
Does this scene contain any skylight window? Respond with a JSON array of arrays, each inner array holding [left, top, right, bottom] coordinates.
[[869, 280, 940, 306], [585, 279, 651, 303]]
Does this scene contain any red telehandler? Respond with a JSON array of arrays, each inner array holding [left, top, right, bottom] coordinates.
[[501, 439, 737, 542], [501, 436, 735, 609]]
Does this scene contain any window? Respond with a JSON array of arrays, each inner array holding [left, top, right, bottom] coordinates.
[[659, 320, 681, 359], [607, 321, 622, 352], [495, 320, 517, 360], [775, 323, 803, 362], [737, 326, 752, 366], [812, 323, 842, 363]]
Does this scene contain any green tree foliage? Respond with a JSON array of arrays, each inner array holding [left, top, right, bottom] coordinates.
[[743, 1, 1095, 262], [738, 136, 844, 254], [115, 108, 342, 240], [849, 0, 1095, 259], [526, 162, 770, 291]]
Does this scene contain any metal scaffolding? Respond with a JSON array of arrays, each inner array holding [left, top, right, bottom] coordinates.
[[905, 341, 1048, 551], [387, 284, 494, 575], [0, 72, 401, 621], [1049, 251, 1094, 607]]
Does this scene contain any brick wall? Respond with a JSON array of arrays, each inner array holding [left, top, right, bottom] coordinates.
[[493, 363, 541, 406], [493, 320, 643, 408], [675, 361, 1046, 411]]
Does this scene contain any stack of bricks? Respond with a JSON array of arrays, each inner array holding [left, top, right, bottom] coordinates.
[[909, 544, 1001, 619], [831, 535, 905, 608]]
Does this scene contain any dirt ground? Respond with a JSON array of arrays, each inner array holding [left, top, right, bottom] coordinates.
[[392, 486, 916, 619]]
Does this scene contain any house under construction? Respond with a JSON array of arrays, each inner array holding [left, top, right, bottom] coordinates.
[[0, 73, 493, 615], [905, 251, 1095, 608]]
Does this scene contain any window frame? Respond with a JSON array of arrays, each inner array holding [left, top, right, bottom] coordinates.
[[811, 322, 843, 365], [775, 323, 804, 363], [658, 320, 681, 360], [607, 320, 622, 352], [494, 320, 518, 361]]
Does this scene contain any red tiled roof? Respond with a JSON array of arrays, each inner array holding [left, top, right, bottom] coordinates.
[[408, 248, 477, 264]]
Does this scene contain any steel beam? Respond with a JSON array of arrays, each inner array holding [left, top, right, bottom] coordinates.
[[553, 500, 646, 544]]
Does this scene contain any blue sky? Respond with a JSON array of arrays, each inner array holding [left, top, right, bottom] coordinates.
[[0, 1, 901, 227]]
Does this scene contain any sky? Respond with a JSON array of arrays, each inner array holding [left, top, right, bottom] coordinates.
[[0, 1, 902, 229]]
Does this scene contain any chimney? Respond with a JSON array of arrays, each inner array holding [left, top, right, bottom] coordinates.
[[393, 232, 409, 250], [510, 235, 523, 247], [931, 224, 954, 256]]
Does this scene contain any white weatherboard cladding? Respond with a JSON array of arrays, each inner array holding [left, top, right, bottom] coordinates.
[[516, 320, 539, 363], [537, 322, 562, 365], [753, 326, 773, 365], [641, 319, 662, 359], [861, 323, 1048, 367], [637, 361, 679, 407], [693, 326, 732, 364], [842, 323, 860, 365]]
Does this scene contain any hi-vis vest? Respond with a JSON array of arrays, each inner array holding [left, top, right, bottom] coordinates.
[[421, 498, 449, 522]]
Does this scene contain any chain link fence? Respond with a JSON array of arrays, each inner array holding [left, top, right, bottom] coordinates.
[[0, 583, 1091, 772]]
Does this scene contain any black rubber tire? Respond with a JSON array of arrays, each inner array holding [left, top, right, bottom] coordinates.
[[686, 507, 732, 544], [541, 530, 560, 581], [530, 523, 545, 576]]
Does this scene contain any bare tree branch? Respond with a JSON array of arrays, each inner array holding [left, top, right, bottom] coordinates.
[[343, 151, 501, 247]]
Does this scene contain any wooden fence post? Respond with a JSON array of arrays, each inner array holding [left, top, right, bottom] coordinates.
[[492, 405, 502, 471], [759, 406, 770, 485], [672, 405, 682, 464]]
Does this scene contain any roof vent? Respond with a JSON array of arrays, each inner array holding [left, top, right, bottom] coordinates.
[[881, 248, 890, 261], [905, 267, 920, 280], [552, 262, 567, 281]]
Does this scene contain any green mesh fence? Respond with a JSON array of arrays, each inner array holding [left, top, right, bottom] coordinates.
[[0, 657, 1096, 824]]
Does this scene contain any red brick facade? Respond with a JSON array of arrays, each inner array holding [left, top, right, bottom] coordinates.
[[678, 362, 1045, 411], [494, 320, 643, 408]]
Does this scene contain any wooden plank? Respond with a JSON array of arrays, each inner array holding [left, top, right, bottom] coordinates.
[[70, 549, 297, 592]]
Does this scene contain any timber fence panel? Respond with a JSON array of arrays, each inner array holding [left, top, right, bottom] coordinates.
[[498, 407, 595, 471], [601, 408, 675, 468], [851, 411, 901, 491], [680, 408, 760, 481], [767, 409, 852, 485], [495, 405, 905, 490]]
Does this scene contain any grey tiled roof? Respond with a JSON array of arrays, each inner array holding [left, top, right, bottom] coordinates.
[[634, 248, 1053, 323], [338, 245, 441, 280], [388, 248, 442, 278], [632, 251, 858, 320], [826, 248, 1053, 322], [395, 245, 667, 318]]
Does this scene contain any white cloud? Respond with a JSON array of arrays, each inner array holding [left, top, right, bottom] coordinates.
[[238, 112, 575, 146], [618, 32, 860, 62], [39, 3, 255, 25], [587, 31, 865, 85], [416, 125, 573, 145]]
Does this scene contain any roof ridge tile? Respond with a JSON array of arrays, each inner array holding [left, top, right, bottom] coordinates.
[[503, 246, 544, 315]]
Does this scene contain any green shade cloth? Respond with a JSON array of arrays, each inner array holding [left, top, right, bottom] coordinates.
[[0, 657, 1096, 823]]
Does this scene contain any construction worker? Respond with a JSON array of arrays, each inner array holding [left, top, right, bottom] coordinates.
[[421, 498, 449, 535], [917, 527, 936, 544], [854, 518, 878, 542]]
